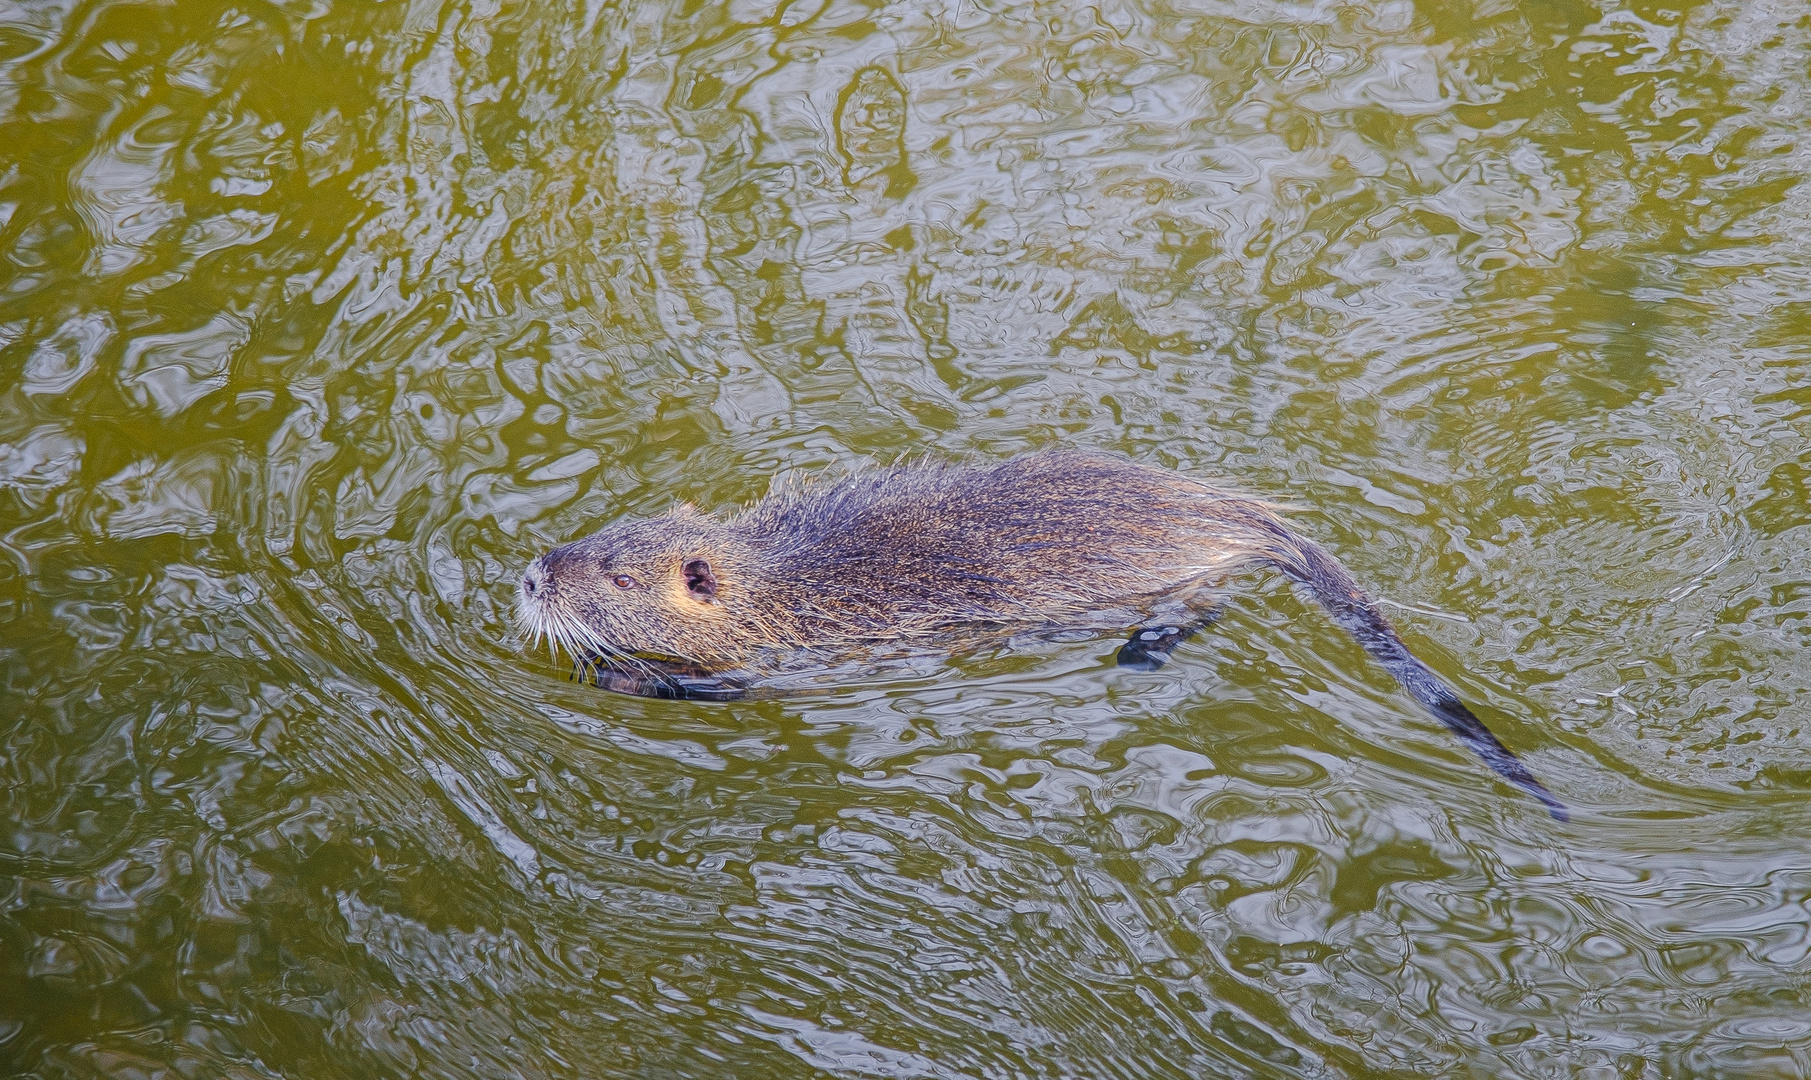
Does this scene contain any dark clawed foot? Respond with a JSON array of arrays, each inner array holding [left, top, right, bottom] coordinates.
[[1116, 624, 1195, 671], [661, 676, 749, 702], [576, 657, 748, 701]]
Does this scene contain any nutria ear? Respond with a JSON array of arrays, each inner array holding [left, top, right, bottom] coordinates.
[[683, 558, 718, 601]]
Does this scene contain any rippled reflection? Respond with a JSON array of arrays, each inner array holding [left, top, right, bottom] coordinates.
[[5, 0, 1811, 1074]]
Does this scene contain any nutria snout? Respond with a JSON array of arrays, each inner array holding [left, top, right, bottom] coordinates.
[[516, 450, 1566, 818]]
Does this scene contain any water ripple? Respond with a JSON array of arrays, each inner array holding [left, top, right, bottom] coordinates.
[[7, 0, 1811, 1075]]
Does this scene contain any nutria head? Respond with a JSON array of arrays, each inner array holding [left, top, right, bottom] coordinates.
[[518, 505, 752, 668]]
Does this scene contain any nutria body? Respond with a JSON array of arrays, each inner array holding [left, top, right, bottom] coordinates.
[[518, 451, 1564, 817]]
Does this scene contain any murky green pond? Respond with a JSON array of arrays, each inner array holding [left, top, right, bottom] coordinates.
[[5, 0, 1811, 1074]]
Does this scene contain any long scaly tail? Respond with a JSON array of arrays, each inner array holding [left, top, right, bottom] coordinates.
[[1270, 532, 1568, 820]]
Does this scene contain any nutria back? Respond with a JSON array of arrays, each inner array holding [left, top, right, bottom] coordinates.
[[517, 449, 1567, 818]]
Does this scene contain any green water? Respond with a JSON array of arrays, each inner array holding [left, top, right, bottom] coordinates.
[[4, 0, 1811, 1074]]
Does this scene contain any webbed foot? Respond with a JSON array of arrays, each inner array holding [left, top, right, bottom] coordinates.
[[1116, 606, 1223, 670], [1116, 623, 1197, 671]]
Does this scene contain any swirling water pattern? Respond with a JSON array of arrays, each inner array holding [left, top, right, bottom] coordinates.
[[3, 0, 1811, 1075]]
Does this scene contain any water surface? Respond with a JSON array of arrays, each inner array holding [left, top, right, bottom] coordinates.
[[5, 0, 1811, 1075]]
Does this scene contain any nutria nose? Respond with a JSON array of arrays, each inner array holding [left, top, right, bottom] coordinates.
[[521, 560, 546, 597]]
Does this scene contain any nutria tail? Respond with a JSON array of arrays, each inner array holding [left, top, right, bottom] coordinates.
[[1268, 534, 1569, 821]]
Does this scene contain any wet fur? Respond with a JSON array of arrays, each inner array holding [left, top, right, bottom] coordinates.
[[518, 451, 1566, 818]]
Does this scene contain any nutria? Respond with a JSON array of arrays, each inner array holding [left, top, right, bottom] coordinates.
[[517, 450, 1566, 818]]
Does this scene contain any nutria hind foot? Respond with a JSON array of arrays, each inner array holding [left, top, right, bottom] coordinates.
[[1116, 607, 1224, 671]]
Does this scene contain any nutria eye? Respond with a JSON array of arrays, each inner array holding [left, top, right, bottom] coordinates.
[[612, 574, 635, 589]]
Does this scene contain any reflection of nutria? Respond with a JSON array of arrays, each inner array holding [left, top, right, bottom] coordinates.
[[518, 451, 1565, 818]]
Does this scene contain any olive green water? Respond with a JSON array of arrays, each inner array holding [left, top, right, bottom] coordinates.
[[4, 0, 1811, 1075]]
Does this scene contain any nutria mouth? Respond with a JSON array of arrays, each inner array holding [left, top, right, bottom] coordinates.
[[516, 450, 1567, 819]]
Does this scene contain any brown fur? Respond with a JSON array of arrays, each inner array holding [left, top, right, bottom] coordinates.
[[518, 451, 1290, 666], [517, 449, 1566, 816]]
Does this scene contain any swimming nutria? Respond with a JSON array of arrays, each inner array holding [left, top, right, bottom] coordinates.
[[517, 451, 1565, 818]]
